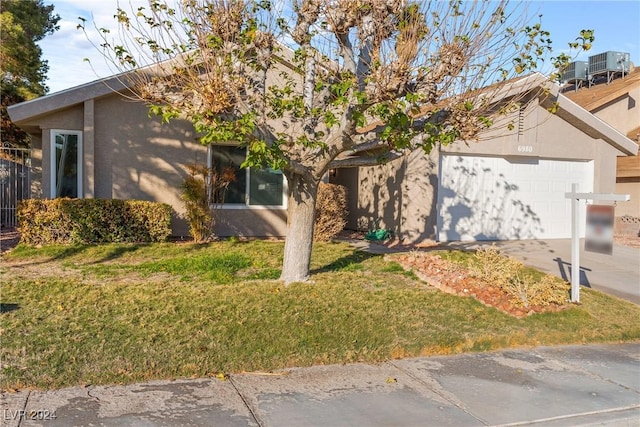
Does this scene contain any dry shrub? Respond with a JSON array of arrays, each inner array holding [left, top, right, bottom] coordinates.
[[314, 183, 348, 242], [181, 163, 235, 243], [526, 274, 571, 307], [17, 198, 172, 245], [472, 246, 568, 307]]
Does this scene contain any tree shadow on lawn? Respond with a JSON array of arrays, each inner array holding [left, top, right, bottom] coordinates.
[[8, 243, 145, 267], [8, 239, 212, 267], [0, 303, 20, 314], [310, 249, 379, 274], [79, 241, 217, 265], [85, 245, 146, 264]]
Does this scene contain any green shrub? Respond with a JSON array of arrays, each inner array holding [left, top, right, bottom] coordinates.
[[471, 246, 569, 307], [314, 183, 348, 242], [17, 198, 172, 245]]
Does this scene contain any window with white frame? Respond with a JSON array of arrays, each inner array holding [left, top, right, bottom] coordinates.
[[50, 130, 82, 198], [209, 145, 286, 207]]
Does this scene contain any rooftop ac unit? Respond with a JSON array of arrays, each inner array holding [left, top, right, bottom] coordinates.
[[588, 51, 630, 76], [561, 61, 588, 84]]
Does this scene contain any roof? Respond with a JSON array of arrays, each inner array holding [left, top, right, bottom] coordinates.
[[7, 46, 302, 125], [562, 66, 640, 179], [7, 74, 132, 124], [563, 68, 640, 112], [357, 73, 638, 156], [627, 126, 640, 141], [541, 75, 638, 156], [8, 67, 638, 156]]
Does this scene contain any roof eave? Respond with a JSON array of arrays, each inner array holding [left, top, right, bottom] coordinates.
[[7, 74, 132, 124], [546, 85, 639, 156]]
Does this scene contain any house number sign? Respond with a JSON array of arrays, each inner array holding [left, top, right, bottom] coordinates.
[[517, 145, 534, 153]]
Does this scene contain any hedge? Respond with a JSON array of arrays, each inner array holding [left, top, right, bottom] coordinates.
[[17, 198, 172, 245]]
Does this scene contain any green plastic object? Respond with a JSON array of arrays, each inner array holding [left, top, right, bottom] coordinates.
[[365, 229, 392, 241]]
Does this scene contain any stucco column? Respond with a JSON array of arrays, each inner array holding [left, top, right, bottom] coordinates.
[[84, 99, 95, 198], [42, 129, 51, 198]]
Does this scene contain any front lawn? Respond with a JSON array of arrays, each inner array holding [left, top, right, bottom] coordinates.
[[1, 240, 639, 390]]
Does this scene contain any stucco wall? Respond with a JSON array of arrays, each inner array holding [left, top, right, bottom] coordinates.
[[588, 84, 639, 220], [591, 85, 640, 135], [615, 182, 640, 218], [213, 209, 288, 238], [92, 95, 289, 237], [21, 104, 84, 130], [334, 147, 439, 242], [21, 91, 290, 237]]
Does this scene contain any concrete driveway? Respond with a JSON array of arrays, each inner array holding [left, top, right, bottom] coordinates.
[[447, 239, 640, 305]]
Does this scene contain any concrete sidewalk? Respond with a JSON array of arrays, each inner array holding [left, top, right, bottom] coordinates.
[[2, 343, 639, 426]]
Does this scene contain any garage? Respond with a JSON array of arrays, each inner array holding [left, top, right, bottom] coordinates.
[[342, 75, 636, 244], [437, 155, 594, 241]]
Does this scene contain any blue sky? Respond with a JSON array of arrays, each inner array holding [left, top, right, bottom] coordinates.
[[39, 0, 640, 94]]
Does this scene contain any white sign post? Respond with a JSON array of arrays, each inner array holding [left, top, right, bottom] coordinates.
[[565, 184, 630, 303]]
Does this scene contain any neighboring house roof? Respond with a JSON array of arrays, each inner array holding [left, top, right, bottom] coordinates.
[[563, 68, 640, 112], [518, 73, 637, 156], [545, 80, 638, 156], [563, 67, 640, 181]]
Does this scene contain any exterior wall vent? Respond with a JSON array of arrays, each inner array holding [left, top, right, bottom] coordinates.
[[588, 51, 630, 84]]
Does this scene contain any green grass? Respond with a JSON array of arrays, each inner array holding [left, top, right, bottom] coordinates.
[[1, 240, 639, 390]]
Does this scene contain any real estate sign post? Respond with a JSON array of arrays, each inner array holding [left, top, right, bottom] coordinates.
[[565, 184, 630, 303]]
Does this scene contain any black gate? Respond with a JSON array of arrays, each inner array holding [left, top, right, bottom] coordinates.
[[0, 144, 31, 229]]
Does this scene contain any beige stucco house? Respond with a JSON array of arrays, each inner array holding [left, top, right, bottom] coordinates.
[[7, 62, 299, 237], [332, 73, 638, 243], [8, 69, 638, 241], [563, 68, 640, 226]]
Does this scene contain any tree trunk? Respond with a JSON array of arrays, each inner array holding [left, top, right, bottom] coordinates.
[[280, 173, 319, 284]]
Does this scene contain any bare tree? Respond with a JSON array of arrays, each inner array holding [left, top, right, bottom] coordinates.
[[82, 0, 591, 283]]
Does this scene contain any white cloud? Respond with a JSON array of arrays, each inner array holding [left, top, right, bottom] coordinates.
[[40, 0, 173, 92]]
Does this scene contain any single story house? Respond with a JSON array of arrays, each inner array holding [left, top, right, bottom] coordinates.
[[332, 73, 638, 242], [7, 59, 301, 237], [8, 68, 638, 241]]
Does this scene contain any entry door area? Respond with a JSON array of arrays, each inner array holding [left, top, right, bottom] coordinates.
[[437, 155, 594, 241]]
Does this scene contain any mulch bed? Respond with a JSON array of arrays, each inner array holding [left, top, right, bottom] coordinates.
[[391, 252, 570, 318]]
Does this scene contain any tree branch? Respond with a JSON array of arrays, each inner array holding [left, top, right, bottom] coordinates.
[[356, 14, 374, 91], [285, 157, 315, 179], [337, 32, 356, 75], [347, 136, 387, 153], [328, 151, 404, 169]]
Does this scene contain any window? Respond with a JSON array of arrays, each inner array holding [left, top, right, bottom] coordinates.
[[209, 145, 285, 207], [50, 130, 82, 198]]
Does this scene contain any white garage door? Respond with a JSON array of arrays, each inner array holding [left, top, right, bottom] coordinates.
[[437, 155, 594, 241]]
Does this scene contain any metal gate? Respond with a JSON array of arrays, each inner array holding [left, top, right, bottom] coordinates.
[[0, 144, 31, 229]]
